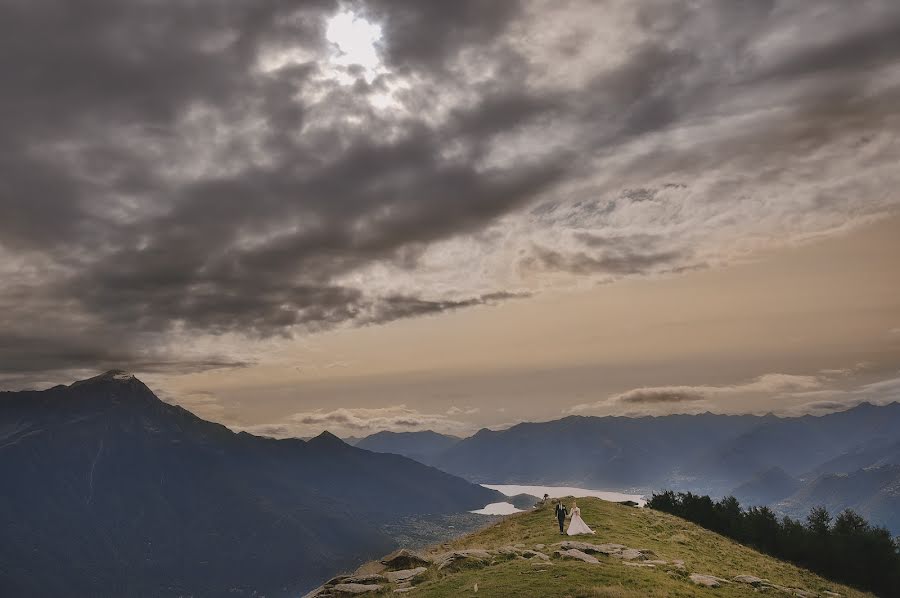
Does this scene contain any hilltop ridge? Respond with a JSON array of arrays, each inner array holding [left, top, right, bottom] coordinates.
[[308, 497, 872, 597]]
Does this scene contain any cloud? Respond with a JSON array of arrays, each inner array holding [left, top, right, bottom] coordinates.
[[857, 375, 900, 403], [570, 373, 823, 414], [235, 404, 477, 438], [787, 375, 900, 415], [612, 388, 707, 404], [3, 1, 900, 379], [446, 406, 480, 416], [569, 367, 900, 417]]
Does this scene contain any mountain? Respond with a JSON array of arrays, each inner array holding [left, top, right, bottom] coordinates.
[[355, 430, 461, 465], [430, 404, 900, 493], [309, 497, 869, 597], [776, 464, 900, 535], [0, 371, 500, 597], [432, 413, 765, 488], [730, 466, 802, 506], [807, 438, 900, 476], [697, 402, 900, 483]]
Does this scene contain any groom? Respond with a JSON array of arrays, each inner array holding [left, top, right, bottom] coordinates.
[[554, 500, 568, 534]]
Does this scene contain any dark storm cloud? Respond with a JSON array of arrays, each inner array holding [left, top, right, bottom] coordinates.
[[362, 291, 530, 325], [616, 389, 707, 405], [757, 19, 900, 82], [355, 0, 524, 73], [526, 246, 685, 276], [2, 0, 900, 381], [802, 400, 853, 412]]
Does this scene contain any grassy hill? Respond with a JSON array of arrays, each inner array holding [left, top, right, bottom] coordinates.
[[318, 497, 873, 598]]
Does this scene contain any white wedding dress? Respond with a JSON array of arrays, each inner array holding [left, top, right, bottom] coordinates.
[[566, 506, 595, 535]]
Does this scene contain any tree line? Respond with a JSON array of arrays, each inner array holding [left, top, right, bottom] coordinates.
[[646, 491, 900, 597]]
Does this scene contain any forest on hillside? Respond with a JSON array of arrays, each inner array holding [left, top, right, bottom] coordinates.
[[647, 491, 900, 597]]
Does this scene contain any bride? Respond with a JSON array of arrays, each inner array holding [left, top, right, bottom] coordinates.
[[566, 500, 595, 535]]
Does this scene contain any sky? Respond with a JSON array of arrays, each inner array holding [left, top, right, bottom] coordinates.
[[2, 1, 899, 438]]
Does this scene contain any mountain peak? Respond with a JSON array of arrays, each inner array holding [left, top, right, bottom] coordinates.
[[100, 369, 136, 381], [307, 430, 348, 449], [66, 370, 160, 405], [71, 369, 138, 387]]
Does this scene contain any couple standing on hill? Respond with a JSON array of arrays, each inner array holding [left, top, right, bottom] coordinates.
[[554, 499, 596, 535]]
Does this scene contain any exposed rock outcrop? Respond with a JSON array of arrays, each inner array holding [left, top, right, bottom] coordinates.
[[433, 549, 492, 571], [554, 541, 656, 561], [381, 548, 432, 571], [554, 548, 600, 564], [733, 574, 769, 587], [342, 574, 386, 585], [384, 567, 428, 583], [689, 573, 729, 588], [303, 573, 387, 597], [331, 583, 384, 595]]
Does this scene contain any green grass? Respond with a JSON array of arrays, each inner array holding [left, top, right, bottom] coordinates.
[[403, 498, 872, 598]]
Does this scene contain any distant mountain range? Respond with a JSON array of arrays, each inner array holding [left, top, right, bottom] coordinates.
[[0, 371, 500, 597], [354, 403, 900, 533], [730, 466, 803, 506], [775, 465, 900, 534], [355, 430, 461, 465]]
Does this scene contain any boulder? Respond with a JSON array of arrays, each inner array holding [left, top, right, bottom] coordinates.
[[303, 574, 350, 598], [554, 549, 600, 564], [494, 546, 522, 557], [521, 549, 549, 561], [733, 575, 770, 587], [384, 567, 427, 584], [616, 548, 657, 561], [556, 541, 625, 555], [303, 571, 387, 597], [381, 548, 431, 571], [332, 583, 384, 595], [689, 573, 729, 588], [433, 549, 492, 571], [343, 574, 386, 585]]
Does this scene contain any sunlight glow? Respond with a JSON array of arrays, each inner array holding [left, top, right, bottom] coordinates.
[[325, 11, 383, 82]]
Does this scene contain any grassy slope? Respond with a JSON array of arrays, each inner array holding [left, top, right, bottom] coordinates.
[[407, 498, 871, 598]]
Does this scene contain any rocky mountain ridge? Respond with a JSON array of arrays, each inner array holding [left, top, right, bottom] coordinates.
[[0, 372, 500, 597]]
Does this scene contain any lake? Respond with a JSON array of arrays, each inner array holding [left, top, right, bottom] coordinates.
[[471, 484, 647, 514]]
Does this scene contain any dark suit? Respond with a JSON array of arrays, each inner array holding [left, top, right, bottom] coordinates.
[[555, 503, 568, 533]]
